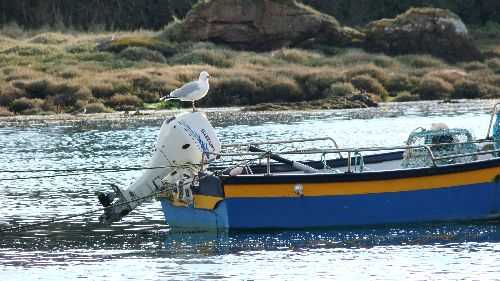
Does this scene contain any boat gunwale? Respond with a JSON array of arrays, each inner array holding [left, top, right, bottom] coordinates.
[[220, 156, 500, 184], [210, 150, 404, 174]]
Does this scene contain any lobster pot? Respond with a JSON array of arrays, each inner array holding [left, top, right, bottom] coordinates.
[[403, 128, 478, 168], [493, 113, 500, 152]]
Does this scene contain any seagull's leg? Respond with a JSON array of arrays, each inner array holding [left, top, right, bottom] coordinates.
[[192, 101, 197, 112]]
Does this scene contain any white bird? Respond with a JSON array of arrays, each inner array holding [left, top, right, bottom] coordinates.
[[161, 71, 211, 111]]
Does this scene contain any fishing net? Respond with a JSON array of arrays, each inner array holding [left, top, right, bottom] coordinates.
[[402, 128, 478, 168], [493, 113, 500, 153]]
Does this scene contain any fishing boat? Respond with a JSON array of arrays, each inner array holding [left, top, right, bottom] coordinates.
[[98, 102, 500, 231]]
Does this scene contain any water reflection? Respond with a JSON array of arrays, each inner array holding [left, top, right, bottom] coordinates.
[[164, 222, 500, 255], [2, 220, 500, 264], [1, 100, 499, 280]]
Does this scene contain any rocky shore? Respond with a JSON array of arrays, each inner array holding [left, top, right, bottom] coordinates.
[[0, 0, 498, 117], [163, 1, 482, 62]]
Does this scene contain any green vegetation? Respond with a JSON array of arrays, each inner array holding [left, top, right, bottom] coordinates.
[[416, 77, 454, 100], [301, 0, 499, 26], [328, 82, 356, 97], [0, 1, 196, 31], [0, 25, 498, 115], [393, 91, 420, 102], [1, 0, 497, 31]]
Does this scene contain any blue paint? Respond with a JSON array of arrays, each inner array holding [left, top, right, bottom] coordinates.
[[161, 201, 228, 230], [178, 119, 211, 159], [160, 182, 500, 231]]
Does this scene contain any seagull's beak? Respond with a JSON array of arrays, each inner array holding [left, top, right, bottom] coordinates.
[[207, 75, 212, 78]]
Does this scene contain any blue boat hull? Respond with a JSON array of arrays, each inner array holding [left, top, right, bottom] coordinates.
[[160, 181, 500, 231], [158, 154, 500, 231], [225, 182, 500, 228]]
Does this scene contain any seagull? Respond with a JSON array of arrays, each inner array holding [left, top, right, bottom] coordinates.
[[160, 71, 211, 112]]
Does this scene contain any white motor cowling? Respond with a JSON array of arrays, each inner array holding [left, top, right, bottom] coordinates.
[[99, 111, 221, 222]]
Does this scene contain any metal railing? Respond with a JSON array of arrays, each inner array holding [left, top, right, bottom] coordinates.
[[201, 138, 498, 176], [486, 101, 500, 139], [221, 137, 340, 148], [221, 137, 343, 158]]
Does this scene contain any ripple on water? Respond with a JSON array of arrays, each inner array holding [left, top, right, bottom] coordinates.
[[0, 100, 499, 280]]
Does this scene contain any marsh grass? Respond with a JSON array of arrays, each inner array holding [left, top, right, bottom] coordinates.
[[396, 55, 446, 68], [343, 64, 390, 87], [0, 29, 498, 115], [416, 76, 454, 100], [486, 58, 500, 74], [0, 106, 15, 116], [393, 91, 420, 102], [107, 36, 179, 57], [328, 82, 356, 97], [30, 33, 73, 44], [86, 102, 114, 113], [271, 48, 323, 65], [169, 48, 234, 68], [451, 79, 484, 99], [107, 93, 142, 111], [349, 75, 388, 99], [120, 47, 167, 63], [386, 74, 417, 94]]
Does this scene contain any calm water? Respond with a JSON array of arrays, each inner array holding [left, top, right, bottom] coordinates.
[[1, 100, 499, 280]]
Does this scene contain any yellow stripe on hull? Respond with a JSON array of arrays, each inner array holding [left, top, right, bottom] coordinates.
[[170, 195, 222, 209], [224, 167, 500, 198], [194, 194, 223, 210]]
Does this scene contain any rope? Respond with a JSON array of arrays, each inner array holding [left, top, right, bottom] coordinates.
[[0, 155, 266, 232], [320, 152, 340, 173], [1, 172, 100, 181], [0, 208, 104, 234], [0, 182, 181, 233], [213, 156, 263, 177], [0, 164, 199, 174], [0, 164, 201, 182], [0, 149, 329, 232]]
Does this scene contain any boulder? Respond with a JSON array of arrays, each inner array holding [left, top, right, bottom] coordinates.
[[243, 93, 378, 111], [96, 36, 179, 57], [165, 0, 364, 51], [362, 8, 482, 62]]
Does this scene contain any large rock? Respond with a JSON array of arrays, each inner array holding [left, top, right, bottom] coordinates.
[[166, 0, 363, 51], [362, 8, 482, 62], [243, 92, 378, 111]]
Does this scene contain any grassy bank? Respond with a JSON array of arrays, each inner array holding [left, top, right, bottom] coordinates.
[[0, 26, 499, 116]]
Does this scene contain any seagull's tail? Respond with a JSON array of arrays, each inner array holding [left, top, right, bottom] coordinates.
[[160, 95, 172, 101]]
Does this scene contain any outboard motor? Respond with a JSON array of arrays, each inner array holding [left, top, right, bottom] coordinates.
[[98, 111, 221, 222]]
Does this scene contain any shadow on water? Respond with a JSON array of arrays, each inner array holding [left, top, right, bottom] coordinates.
[[0, 219, 168, 267], [163, 222, 500, 256], [2, 219, 500, 267]]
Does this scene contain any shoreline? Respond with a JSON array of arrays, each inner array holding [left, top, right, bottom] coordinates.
[[0, 27, 497, 118], [0, 99, 497, 126]]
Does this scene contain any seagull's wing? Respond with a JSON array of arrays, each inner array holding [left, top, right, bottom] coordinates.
[[170, 81, 201, 99]]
